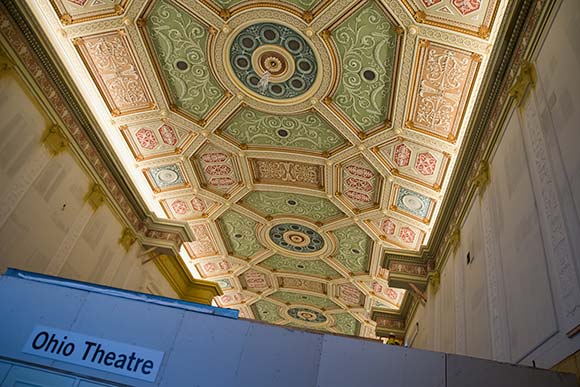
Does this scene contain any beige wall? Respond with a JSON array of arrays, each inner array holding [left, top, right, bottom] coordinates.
[[0, 70, 176, 298], [406, 0, 580, 369]]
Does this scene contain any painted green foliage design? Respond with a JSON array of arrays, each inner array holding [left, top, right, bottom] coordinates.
[[333, 313, 360, 336], [147, 0, 223, 120], [333, 225, 371, 274], [271, 291, 340, 310], [213, 0, 319, 10], [219, 211, 263, 258], [223, 108, 346, 153], [242, 191, 343, 222], [259, 254, 342, 279], [252, 300, 283, 323], [332, 2, 397, 132]]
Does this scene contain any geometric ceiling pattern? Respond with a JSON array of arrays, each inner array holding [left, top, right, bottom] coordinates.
[[28, 0, 507, 338]]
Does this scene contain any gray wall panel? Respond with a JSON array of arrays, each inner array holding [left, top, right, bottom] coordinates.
[[316, 335, 445, 387], [447, 354, 576, 387], [234, 323, 323, 387]]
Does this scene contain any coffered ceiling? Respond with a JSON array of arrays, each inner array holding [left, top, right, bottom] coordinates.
[[26, 0, 508, 338]]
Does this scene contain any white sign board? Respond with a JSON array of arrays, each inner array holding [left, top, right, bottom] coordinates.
[[23, 326, 164, 382]]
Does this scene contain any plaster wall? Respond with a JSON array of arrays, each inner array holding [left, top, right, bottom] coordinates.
[[406, 0, 580, 368], [0, 72, 176, 298]]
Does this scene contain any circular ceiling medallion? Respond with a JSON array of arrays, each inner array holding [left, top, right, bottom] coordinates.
[[230, 23, 318, 100], [156, 169, 179, 184], [402, 195, 424, 211], [287, 307, 327, 324], [269, 223, 324, 254]]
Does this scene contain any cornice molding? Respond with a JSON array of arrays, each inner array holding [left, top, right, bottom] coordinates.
[[0, 0, 189, 252]]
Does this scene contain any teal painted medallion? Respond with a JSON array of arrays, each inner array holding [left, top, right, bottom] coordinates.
[[230, 23, 317, 99], [287, 307, 327, 324], [269, 223, 324, 253]]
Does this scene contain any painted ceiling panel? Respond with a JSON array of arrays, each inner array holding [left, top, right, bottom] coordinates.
[[332, 225, 372, 275], [250, 158, 324, 190], [406, 40, 481, 142], [75, 30, 155, 116], [218, 210, 264, 258], [326, 1, 400, 135], [161, 194, 215, 220], [191, 142, 243, 196], [218, 107, 348, 155], [241, 191, 344, 223], [338, 156, 383, 211], [400, 0, 500, 37], [277, 276, 327, 295], [50, 0, 127, 24], [333, 313, 361, 336], [121, 120, 195, 160], [258, 254, 342, 280], [144, 0, 226, 123], [208, 0, 324, 12], [374, 136, 450, 190], [270, 290, 341, 310], [251, 299, 284, 323], [29, 0, 510, 338]]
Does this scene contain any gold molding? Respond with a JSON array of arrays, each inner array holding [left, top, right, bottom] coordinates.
[[154, 253, 223, 305], [509, 60, 536, 107], [472, 160, 490, 197], [84, 183, 106, 211], [48, 0, 129, 25], [119, 227, 137, 252], [0, 45, 14, 73], [429, 270, 440, 294], [399, 0, 501, 39], [41, 125, 68, 155], [448, 226, 461, 253]]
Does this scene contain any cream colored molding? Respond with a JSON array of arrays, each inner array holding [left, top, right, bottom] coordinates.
[[84, 183, 106, 211], [41, 125, 68, 155], [119, 227, 137, 252], [509, 61, 537, 108]]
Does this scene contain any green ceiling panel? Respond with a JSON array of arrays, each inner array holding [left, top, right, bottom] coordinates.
[[270, 291, 340, 310], [213, 0, 319, 10], [219, 210, 264, 258], [259, 254, 342, 279], [251, 300, 284, 323], [333, 313, 360, 336], [147, 0, 223, 120], [242, 191, 343, 222], [331, 2, 397, 132], [222, 108, 346, 153], [285, 323, 329, 333], [283, 0, 320, 10], [333, 225, 371, 274], [212, 0, 244, 8]]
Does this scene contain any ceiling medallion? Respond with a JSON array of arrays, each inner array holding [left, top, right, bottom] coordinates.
[[269, 223, 324, 254], [229, 23, 318, 100], [287, 307, 327, 324]]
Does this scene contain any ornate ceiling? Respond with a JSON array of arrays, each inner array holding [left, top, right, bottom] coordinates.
[[26, 0, 508, 338]]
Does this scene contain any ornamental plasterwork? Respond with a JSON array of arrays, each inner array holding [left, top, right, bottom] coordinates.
[[400, 0, 501, 38], [27, 0, 510, 338], [49, 0, 128, 25]]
